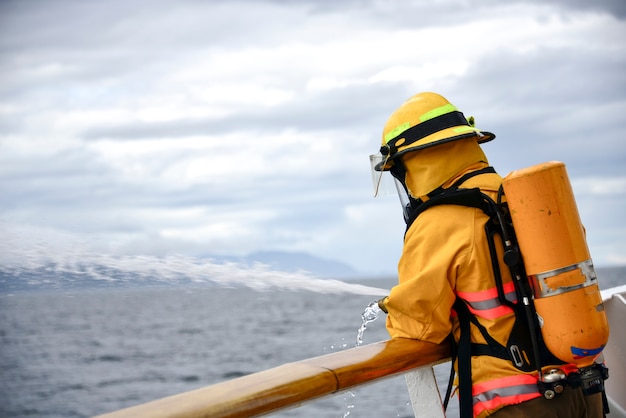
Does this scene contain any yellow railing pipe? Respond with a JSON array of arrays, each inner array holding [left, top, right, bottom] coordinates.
[[94, 338, 451, 418]]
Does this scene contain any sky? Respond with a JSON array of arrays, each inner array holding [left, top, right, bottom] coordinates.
[[1, 0, 625, 280]]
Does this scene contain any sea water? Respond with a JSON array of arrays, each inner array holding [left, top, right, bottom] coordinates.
[[0, 281, 417, 418], [1, 267, 624, 418]]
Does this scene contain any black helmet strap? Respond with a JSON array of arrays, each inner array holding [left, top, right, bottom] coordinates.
[[381, 111, 470, 158]]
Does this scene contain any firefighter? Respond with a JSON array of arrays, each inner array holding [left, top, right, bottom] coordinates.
[[371, 92, 605, 417]]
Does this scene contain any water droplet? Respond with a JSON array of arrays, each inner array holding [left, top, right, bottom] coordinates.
[[356, 300, 381, 347]]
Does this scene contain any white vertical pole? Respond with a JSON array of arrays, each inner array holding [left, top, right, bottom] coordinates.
[[404, 366, 446, 418]]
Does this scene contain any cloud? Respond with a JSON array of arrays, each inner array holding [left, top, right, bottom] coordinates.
[[1, 0, 625, 277]]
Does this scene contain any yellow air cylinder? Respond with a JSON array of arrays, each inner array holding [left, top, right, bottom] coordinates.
[[502, 161, 609, 367]]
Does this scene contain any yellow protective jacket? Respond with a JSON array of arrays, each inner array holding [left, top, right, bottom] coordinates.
[[383, 139, 559, 417]]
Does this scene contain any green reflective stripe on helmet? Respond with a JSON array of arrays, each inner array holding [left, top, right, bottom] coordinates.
[[384, 121, 411, 143], [453, 125, 477, 133], [419, 103, 458, 123], [384, 103, 460, 145]]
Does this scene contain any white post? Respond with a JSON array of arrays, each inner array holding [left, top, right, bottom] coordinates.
[[404, 366, 446, 418]]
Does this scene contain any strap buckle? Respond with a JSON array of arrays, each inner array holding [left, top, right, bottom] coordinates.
[[538, 368, 567, 399]]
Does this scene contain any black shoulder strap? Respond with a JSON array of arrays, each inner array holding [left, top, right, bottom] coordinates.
[[454, 297, 474, 418], [424, 166, 496, 199], [404, 167, 496, 232], [405, 187, 492, 232], [453, 295, 523, 418], [449, 166, 496, 189]]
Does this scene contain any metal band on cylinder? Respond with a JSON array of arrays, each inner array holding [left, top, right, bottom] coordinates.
[[530, 259, 597, 298]]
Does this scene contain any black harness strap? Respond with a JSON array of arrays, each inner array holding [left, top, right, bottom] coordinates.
[[423, 166, 496, 201], [454, 297, 474, 418], [405, 166, 496, 232]]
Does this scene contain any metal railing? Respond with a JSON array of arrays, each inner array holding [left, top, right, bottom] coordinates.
[[95, 338, 451, 418]]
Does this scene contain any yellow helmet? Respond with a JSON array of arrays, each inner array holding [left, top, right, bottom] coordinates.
[[376, 92, 495, 171]]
